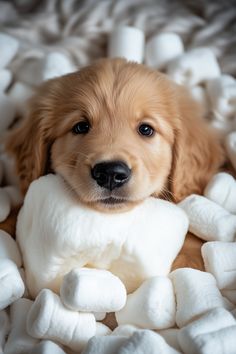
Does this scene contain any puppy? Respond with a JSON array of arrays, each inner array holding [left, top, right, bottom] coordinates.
[[5, 58, 224, 269]]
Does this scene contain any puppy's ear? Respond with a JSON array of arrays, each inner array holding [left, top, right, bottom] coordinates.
[[6, 104, 50, 194], [170, 90, 225, 202]]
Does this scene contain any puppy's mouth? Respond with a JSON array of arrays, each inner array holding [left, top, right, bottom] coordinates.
[[99, 197, 126, 205]]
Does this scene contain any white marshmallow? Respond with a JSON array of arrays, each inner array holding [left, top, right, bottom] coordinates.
[[206, 75, 236, 121], [204, 172, 236, 213], [225, 131, 236, 171], [108, 26, 145, 63], [169, 268, 227, 328], [145, 32, 184, 69], [17, 174, 188, 297], [178, 194, 236, 241], [18, 268, 30, 299], [14, 49, 44, 86], [178, 308, 236, 354], [82, 335, 128, 354], [116, 330, 181, 354], [42, 52, 76, 81], [0, 69, 12, 92], [28, 340, 66, 354], [4, 298, 39, 354], [94, 312, 106, 321], [0, 188, 10, 222], [190, 85, 209, 117], [96, 323, 112, 336], [222, 290, 236, 305], [0, 230, 22, 266], [60, 268, 126, 312], [0, 94, 16, 132], [2, 186, 23, 208], [8, 81, 34, 116], [0, 259, 25, 310], [0, 33, 19, 69], [167, 48, 220, 86], [27, 289, 96, 351], [0, 311, 10, 353], [116, 276, 176, 330], [112, 324, 140, 337], [202, 242, 236, 290]]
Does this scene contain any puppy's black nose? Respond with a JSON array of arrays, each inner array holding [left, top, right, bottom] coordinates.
[[91, 161, 131, 190]]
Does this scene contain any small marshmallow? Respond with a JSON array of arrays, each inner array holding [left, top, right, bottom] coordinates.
[[42, 52, 76, 81], [0, 230, 22, 266], [96, 323, 112, 336], [8, 81, 34, 116], [4, 299, 39, 354], [202, 242, 236, 290], [94, 312, 106, 321], [178, 194, 236, 241], [145, 32, 184, 69], [28, 340, 66, 354], [0, 69, 12, 92], [116, 276, 176, 329], [204, 172, 236, 213], [0, 33, 19, 69], [27, 289, 96, 351], [60, 268, 126, 312], [170, 268, 227, 327], [0, 188, 10, 222], [0, 259, 25, 310], [108, 26, 145, 63], [0, 94, 16, 132], [167, 48, 220, 86], [0, 311, 10, 353], [82, 335, 128, 354], [178, 308, 236, 354], [2, 186, 23, 208], [225, 131, 236, 171]]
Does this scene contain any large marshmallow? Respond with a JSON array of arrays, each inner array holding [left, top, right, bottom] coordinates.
[[178, 308, 236, 354], [28, 340, 66, 354], [8, 81, 34, 116], [0, 188, 11, 222], [116, 276, 176, 329], [0, 33, 19, 69], [0, 311, 10, 353], [42, 52, 76, 81], [167, 48, 220, 86], [0, 259, 25, 310], [202, 241, 236, 290], [178, 194, 236, 241], [96, 322, 112, 336], [4, 299, 39, 354], [108, 26, 145, 63], [145, 32, 184, 69], [204, 172, 236, 213], [60, 267, 126, 312], [27, 289, 96, 351], [206, 75, 236, 121], [0, 230, 22, 266], [169, 268, 227, 327], [16, 174, 188, 297], [0, 69, 12, 92], [225, 131, 236, 171], [0, 94, 16, 132]]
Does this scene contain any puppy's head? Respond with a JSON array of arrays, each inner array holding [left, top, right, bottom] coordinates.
[[6, 58, 223, 212]]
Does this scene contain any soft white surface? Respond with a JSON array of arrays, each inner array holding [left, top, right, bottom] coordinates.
[[178, 194, 236, 241], [167, 48, 221, 86], [96, 323, 112, 337], [60, 267, 127, 312], [0, 230, 22, 267], [0, 188, 11, 222], [116, 276, 176, 329], [8, 81, 34, 115], [42, 52, 76, 81], [112, 325, 140, 338], [27, 289, 96, 351], [225, 131, 236, 171], [0, 311, 10, 353], [169, 268, 227, 328], [0, 259, 25, 311], [28, 340, 66, 354], [204, 172, 236, 213], [4, 298, 39, 354], [108, 26, 145, 63], [201, 241, 236, 290], [0, 33, 19, 69], [145, 32, 184, 69], [178, 308, 236, 354], [17, 174, 188, 297], [82, 335, 128, 354]]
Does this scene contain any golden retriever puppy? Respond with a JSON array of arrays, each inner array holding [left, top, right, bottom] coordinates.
[[5, 58, 225, 271]]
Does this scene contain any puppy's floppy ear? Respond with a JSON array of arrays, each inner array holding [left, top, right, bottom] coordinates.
[[6, 99, 51, 194], [170, 89, 225, 202]]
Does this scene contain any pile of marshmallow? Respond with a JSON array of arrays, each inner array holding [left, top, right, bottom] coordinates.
[[1, 171, 236, 354]]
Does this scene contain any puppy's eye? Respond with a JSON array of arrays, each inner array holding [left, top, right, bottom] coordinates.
[[138, 124, 154, 137], [72, 120, 90, 134]]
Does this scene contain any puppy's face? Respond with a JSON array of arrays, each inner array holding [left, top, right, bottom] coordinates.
[[50, 59, 177, 211]]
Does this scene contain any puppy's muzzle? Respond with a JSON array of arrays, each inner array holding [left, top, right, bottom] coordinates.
[[91, 161, 131, 191]]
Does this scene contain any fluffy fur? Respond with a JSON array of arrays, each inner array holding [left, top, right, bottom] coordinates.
[[6, 58, 224, 213]]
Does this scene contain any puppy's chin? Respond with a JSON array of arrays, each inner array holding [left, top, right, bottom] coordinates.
[[83, 198, 142, 213]]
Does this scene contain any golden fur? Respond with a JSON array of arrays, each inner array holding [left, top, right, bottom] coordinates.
[[4, 58, 225, 270]]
